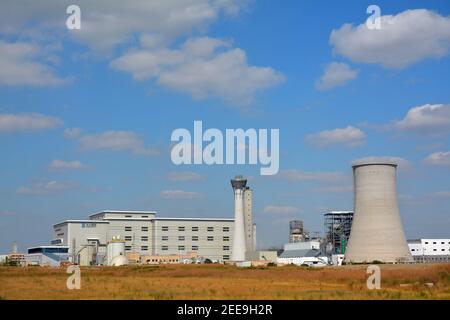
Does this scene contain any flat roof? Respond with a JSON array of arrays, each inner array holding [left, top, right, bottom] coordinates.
[[89, 210, 157, 217], [155, 217, 234, 221], [53, 220, 110, 227], [27, 245, 69, 250]]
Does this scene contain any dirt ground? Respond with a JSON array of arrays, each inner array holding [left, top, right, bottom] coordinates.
[[0, 263, 449, 300]]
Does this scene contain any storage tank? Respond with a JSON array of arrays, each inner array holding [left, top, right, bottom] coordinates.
[[344, 162, 413, 263], [106, 236, 126, 266]]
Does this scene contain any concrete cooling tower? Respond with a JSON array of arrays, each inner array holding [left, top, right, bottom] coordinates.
[[344, 162, 413, 263]]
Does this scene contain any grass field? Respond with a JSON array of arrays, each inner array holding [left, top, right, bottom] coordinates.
[[0, 263, 449, 300]]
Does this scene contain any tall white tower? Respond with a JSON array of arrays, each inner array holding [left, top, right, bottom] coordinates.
[[231, 175, 247, 262], [243, 187, 254, 256], [344, 162, 413, 263]]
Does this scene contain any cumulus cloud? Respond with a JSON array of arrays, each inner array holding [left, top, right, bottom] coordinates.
[[16, 180, 71, 194], [167, 171, 206, 181], [112, 37, 284, 105], [263, 205, 300, 214], [0, 41, 67, 86], [0, 0, 246, 51], [160, 189, 200, 199], [49, 159, 87, 170], [393, 104, 450, 134], [65, 129, 159, 155], [424, 151, 450, 166], [316, 62, 358, 91], [0, 113, 62, 132], [330, 9, 450, 68], [305, 126, 366, 148], [64, 127, 83, 139]]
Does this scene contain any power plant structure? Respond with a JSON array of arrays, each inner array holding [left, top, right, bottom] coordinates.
[[344, 161, 413, 263], [324, 211, 353, 254], [289, 220, 308, 243], [230, 175, 256, 262]]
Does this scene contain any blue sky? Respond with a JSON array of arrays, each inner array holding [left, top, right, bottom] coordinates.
[[1, 0, 450, 253]]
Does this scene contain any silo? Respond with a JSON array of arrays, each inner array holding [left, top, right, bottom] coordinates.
[[106, 236, 126, 266], [344, 162, 413, 263]]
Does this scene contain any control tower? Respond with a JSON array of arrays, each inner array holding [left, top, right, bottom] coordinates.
[[231, 175, 247, 261]]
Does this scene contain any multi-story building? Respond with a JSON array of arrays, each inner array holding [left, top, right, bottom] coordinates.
[[408, 239, 450, 263], [52, 210, 234, 265]]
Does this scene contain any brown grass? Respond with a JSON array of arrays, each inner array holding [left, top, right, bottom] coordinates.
[[0, 263, 449, 300]]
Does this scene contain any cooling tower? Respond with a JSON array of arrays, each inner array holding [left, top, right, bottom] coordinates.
[[344, 162, 413, 263], [231, 175, 247, 262]]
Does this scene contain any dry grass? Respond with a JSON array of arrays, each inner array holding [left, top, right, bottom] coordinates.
[[0, 263, 449, 300]]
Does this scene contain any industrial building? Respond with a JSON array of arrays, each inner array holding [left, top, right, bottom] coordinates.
[[51, 210, 234, 266], [408, 239, 450, 263], [324, 211, 353, 254], [25, 246, 70, 266], [277, 241, 328, 267], [344, 161, 413, 263], [289, 220, 308, 243]]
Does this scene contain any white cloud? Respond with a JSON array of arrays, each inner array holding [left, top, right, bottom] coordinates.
[[263, 205, 300, 214], [112, 37, 284, 105], [167, 171, 206, 181], [0, 113, 62, 132], [330, 9, 450, 68], [316, 62, 358, 91], [424, 151, 450, 166], [160, 189, 200, 199], [0, 1, 247, 52], [76, 130, 159, 156], [64, 127, 83, 139], [276, 170, 346, 182], [0, 41, 67, 86], [394, 104, 450, 134], [306, 126, 366, 148], [16, 180, 71, 194], [49, 159, 86, 170]]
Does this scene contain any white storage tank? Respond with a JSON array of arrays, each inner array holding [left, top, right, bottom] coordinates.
[[106, 236, 126, 266]]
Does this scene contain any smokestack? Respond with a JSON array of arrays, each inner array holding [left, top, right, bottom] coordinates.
[[231, 175, 247, 261], [344, 162, 413, 263]]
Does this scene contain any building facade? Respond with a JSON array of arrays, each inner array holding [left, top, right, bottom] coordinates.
[[52, 210, 234, 265], [408, 239, 450, 263]]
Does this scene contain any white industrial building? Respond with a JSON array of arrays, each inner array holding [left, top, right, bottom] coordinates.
[[408, 239, 450, 263], [277, 241, 328, 267], [51, 210, 234, 266]]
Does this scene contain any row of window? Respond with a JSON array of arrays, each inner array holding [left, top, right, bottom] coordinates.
[[412, 248, 450, 252], [125, 215, 150, 218], [122, 235, 231, 242], [124, 245, 230, 251], [161, 236, 229, 242], [424, 241, 450, 245], [161, 226, 229, 232], [125, 226, 148, 232], [124, 226, 231, 232]]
